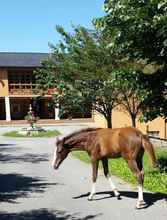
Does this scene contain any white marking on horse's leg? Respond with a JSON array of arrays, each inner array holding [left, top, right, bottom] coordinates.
[[138, 185, 144, 201], [108, 177, 120, 197], [51, 148, 57, 168], [136, 185, 146, 209], [88, 182, 96, 200]]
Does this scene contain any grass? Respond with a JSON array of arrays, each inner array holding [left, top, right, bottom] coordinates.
[[72, 147, 167, 194], [2, 129, 60, 138]]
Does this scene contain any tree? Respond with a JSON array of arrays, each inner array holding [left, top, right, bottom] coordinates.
[[94, 0, 167, 121], [35, 26, 124, 127], [95, 0, 167, 63], [111, 68, 151, 127], [35, 58, 91, 119]]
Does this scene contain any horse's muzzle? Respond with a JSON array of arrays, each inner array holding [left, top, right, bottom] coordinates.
[[53, 164, 58, 170], [52, 159, 61, 170]]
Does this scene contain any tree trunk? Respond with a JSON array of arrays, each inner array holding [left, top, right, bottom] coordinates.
[[106, 112, 112, 128], [131, 114, 136, 127]]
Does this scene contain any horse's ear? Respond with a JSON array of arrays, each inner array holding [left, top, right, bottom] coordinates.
[[56, 136, 63, 147], [55, 137, 59, 145]]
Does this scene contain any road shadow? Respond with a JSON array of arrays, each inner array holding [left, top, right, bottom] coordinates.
[[0, 173, 59, 203], [73, 190, 167, 208], [0, 208, 102, 220], [0, 144, 17, 151], [0, 153, 49, 164], [0, 142, 49, 164], [0, 144, 15, 147], [0, 144, 23, 156]]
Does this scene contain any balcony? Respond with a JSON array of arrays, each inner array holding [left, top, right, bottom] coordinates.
[[9, 83, 38, 96], [9, 83, 55, 96]]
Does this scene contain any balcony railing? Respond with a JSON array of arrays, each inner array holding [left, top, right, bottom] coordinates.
[[9, 83, 38, 96], [9, 83, 55, 96]]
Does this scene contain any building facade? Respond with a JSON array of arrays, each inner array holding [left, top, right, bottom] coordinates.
[[0, 52, 166, 139], [93, 109, 167, 139], [0, 52, 57, 121]]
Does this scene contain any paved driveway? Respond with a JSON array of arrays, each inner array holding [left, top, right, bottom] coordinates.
[[0, 124, 166, 220]]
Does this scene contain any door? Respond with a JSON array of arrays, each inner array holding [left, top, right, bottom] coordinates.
[[11, 103, 21, 119]]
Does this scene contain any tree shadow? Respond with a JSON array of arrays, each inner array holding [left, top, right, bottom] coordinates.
[[0, 144, 17, 152], [0, 144, 16, 147], [73, 190, 167, 208], [0, 144, 23, 156], [0, 173, 59, 203], [0, 208, 102, 220], [0, 143, 49, 164], [0, 153, 49, 164]]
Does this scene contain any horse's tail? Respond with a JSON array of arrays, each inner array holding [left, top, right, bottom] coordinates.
[[142, 135, 159, 168]]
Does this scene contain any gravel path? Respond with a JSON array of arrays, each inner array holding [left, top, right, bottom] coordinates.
[[0, 124, 166, 220]]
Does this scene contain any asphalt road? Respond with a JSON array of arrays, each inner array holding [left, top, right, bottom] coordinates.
[[0, 124, 166, 220]]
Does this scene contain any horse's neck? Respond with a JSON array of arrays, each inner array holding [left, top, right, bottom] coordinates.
[[66, 133, 88, 151]]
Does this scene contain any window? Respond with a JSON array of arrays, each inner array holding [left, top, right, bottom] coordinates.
[[8, 70, 36, 84]]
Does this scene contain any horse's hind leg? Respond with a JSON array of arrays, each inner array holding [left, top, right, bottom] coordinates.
[[127, 159, 146, 209], [102, 158, 120, 198], [136, 155, 145, 206], [88, 160, 99, 201]]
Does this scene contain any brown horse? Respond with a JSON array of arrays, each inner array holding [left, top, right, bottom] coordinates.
[[52, 127, 158, 209]]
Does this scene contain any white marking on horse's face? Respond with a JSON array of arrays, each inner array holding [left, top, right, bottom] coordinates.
[[52, 147, 57, 168], [51, 137, 61, 168], [52, 137, 69, 169]]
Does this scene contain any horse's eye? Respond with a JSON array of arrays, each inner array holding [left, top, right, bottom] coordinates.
[[64, 143, 69, 148]]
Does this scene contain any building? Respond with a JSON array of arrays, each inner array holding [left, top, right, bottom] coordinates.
[[0, 52, 166, 139], [94, 109, 167, 139], [0, 52, 57, 121]]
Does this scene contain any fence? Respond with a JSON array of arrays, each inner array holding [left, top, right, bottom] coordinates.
[[148, 135, 167, 147]]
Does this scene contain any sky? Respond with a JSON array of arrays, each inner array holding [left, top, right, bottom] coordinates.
[[0, 0, 105, 53]]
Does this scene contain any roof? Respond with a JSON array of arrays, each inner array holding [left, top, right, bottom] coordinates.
[[0, 52, 49, 68]]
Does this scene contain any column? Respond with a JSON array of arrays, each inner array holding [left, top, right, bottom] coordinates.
[[55, 107, 60, 120], [5, 96, 11, 121]]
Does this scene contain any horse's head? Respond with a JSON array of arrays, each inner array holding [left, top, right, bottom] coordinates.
[[52, 137, 70, 170]]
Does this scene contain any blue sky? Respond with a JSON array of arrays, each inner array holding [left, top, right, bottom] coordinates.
[[0, 0, 105, 53]]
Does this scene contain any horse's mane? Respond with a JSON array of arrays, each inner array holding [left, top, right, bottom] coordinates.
[[63, 127, 102, 142]]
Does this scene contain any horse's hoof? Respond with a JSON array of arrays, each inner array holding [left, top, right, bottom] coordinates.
[[114, 191, 121, 200], [88, 196, 93, 201], [116, 194, 121, 200], [135, 201, 147, 209]]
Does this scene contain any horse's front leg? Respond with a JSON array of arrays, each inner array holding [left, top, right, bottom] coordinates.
[[88, 160, 99, 201], [102, 158, 120, 198]]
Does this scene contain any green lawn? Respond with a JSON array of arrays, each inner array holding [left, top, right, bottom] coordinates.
[[2, 129, 60, 138], [72, 147, 167, 194]]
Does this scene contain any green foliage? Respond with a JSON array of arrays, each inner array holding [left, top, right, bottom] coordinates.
[[94, 0, 167, 121], [73, 147, 167, 194], [35, 24, 161, 126], [95, 0, 167, 62], [35, 26, 125, 127], [111, 68, 151, 126]]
